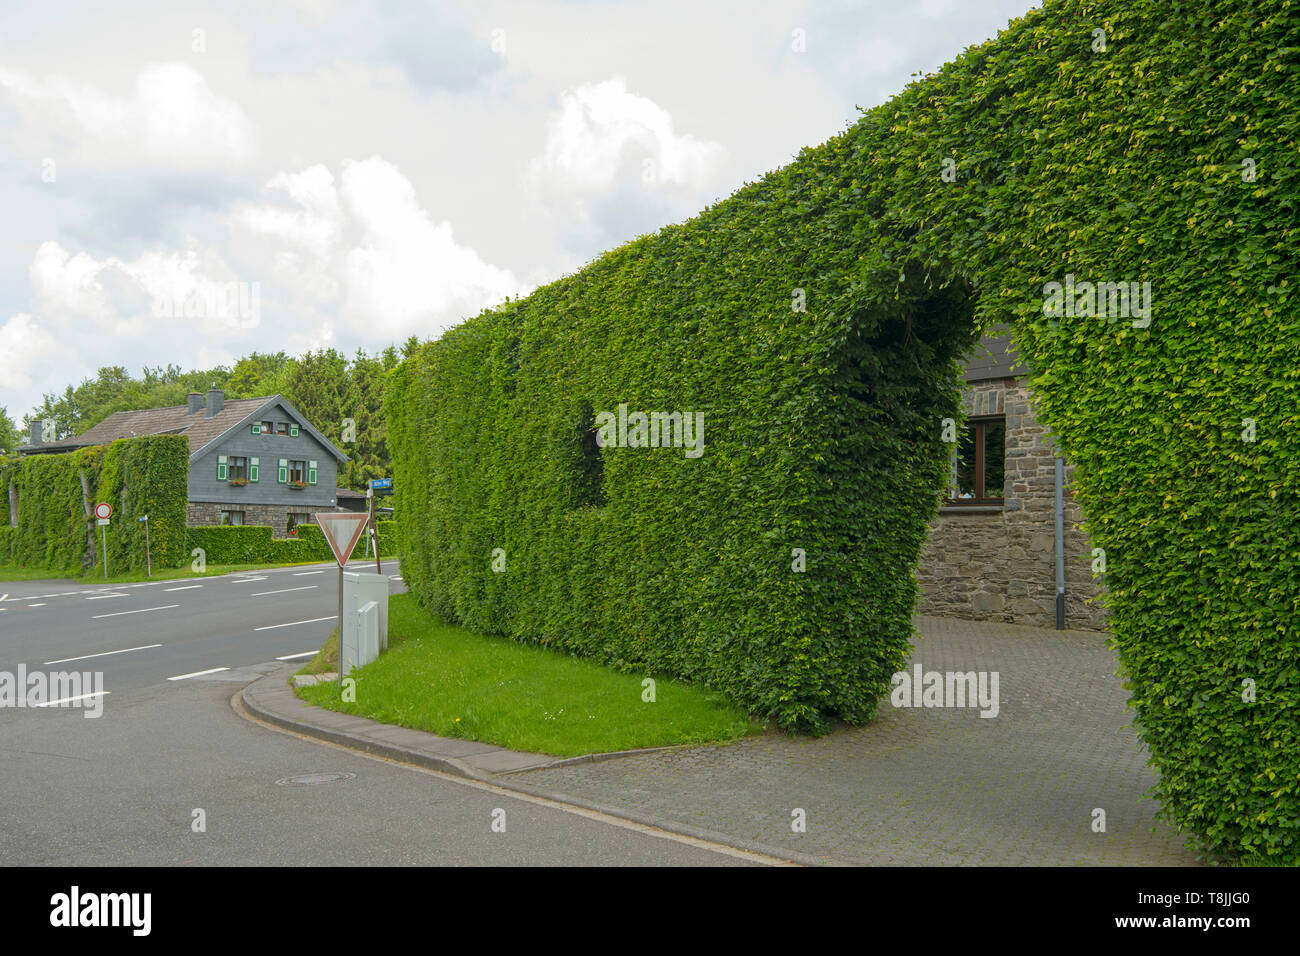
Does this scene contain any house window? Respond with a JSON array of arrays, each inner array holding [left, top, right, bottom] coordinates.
[[289, 459, 306, 483], [228, 456, 248, 481], [220, 509, 245, 526], [948, 417, 1005, 505], [261, 420, 274, 435], [277, 422, 289, 435], [287, 512, 308, 534]]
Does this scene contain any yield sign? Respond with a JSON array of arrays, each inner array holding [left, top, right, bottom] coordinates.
[[315, 512, 370, 566]]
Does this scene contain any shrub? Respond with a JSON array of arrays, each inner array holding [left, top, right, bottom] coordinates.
[[387, 0, 1299, 862]]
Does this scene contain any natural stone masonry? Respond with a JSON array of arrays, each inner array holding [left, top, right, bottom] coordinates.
[[916, 379, 1108, 631], [506, 616, 1201, 866], [187, 501, 315, 537]]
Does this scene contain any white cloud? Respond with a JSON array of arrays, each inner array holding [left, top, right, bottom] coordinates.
[[236, 157, 522, 341], [529, 77, 724, 191], [0, 62, 255, 169], [0, 313, 58, 392]]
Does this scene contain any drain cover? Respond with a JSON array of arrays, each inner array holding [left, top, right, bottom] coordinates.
[[276, 771, 357, 787]]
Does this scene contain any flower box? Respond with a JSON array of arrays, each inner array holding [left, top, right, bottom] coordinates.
[[229, 478, 248, 487]]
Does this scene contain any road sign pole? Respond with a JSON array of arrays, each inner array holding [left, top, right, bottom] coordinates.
[[102, 524, 108, 579], [337, 565, 344, 692], [370, 494, 381, 575], [143, 516, 151, 578]]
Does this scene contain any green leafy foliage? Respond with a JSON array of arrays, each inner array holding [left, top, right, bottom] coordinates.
[[185, 521, 394, 565], [0, 435, 188, 574], [387, 0, 1299, 861]]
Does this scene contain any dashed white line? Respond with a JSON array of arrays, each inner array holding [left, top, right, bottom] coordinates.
[[231, 576, 268, 584], [249, 586, 318, 597], [275, 651, 318, 660], [91, 604, 179, 619], [168, 667, 229, 681], [34, 691, 110, 707], [292, 570, 324, 576], [44, 644, 162, 665], [164, 585, 203, 592], [86, 593, 127, 600], [26, 603, 46, 608], [254, 615, 335, 631]]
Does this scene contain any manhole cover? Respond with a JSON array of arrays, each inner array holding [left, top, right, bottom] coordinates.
[[276, 772, 357, 787]]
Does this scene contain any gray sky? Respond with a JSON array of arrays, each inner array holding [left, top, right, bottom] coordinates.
[[0, 0, 1038, 418]]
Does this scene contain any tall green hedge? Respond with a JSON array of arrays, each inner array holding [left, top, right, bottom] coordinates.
[[388, 0, 1298, 862], [0, 435, 188, 574]]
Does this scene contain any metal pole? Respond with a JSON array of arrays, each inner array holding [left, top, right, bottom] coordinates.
[[337, 565, 344, 691], [102, 524, 108, 579], [1055, 456, 1065, 630], [144, 516, 151, 578], [371, 493, 381, 575]]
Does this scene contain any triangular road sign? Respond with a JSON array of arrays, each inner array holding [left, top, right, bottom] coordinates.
[[315, 512, 370, 567]]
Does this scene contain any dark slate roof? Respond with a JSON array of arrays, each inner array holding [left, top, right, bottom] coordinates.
[[962, 327, 1027, 382], [19, 395, 348, 463]]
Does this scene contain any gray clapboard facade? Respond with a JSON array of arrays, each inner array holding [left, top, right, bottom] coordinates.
[[21, 389, 349, 537]]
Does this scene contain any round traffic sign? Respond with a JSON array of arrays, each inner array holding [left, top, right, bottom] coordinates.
[[94, 502, 112, 519]]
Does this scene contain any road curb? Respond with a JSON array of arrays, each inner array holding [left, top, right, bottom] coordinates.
[[239, 666, 824, 866]]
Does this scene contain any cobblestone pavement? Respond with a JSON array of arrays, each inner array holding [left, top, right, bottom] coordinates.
[[508, 616, 1204, 866]]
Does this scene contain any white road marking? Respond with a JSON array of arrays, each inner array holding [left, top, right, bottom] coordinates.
[[292, 570, 324, 576], [164, 585, 203, 592], [44, 644, 162, 665], [26, 603, 46, 608], [232, 576, 268, 583], [91, 604, 179, 619], [389, 575, 403, 581], [275, 651, 318, 660], [250, 586, 318, 597], [168, 667, 229, 681], [254, 615, 335, 631], [34, 691, 110, 707], [86, 593, 127, 600]]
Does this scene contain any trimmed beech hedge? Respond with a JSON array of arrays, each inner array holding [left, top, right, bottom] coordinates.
[[185, 520, 396, 566], [389, 0, 1298, 861], [0, 436, 188, 574]]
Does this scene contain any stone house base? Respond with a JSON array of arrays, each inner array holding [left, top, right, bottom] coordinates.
[[186, 501, 318, 538]]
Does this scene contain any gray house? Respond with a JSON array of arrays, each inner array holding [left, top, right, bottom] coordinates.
[[19, 389, 349, 537]]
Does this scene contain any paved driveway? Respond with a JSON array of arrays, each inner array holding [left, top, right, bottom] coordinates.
[[508, 615, 1203, 866]]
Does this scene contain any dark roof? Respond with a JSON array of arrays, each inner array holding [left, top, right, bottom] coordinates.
[[19, 394, 348, 463], [335, 487, 368, 499], [961, 327, 1026, 382]]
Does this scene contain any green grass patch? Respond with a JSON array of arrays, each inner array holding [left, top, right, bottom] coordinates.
[[296, 593, 764, 757]]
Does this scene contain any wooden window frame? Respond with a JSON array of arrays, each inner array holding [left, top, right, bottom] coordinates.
[[946, 416, 1006, 507]]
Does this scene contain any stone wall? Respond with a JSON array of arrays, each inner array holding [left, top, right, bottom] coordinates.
[[915, 378, 1108, 631], [186, 501, 316, 538]]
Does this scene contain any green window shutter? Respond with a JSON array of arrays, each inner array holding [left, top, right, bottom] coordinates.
[[249, 457, 259, 482], [290, 423, 299, 437], [308, 460, 318, 485], [217, 455, 228, 481], [251, 423, 260, 435], [277, 458, 288, 483]]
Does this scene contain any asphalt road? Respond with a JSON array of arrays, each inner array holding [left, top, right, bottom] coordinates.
[[0, 564, 758, 866], [0, 560, 401, 692]]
